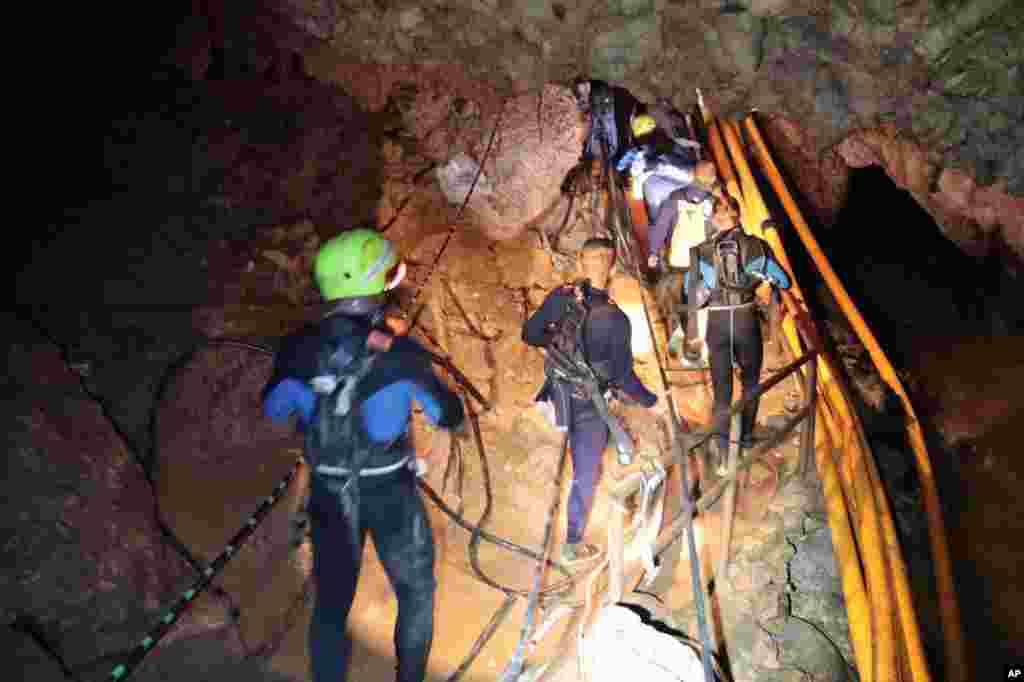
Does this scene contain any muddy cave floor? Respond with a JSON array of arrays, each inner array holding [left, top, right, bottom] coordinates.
[[160, 203, 845, 682], [13, 133, 1024, 681]]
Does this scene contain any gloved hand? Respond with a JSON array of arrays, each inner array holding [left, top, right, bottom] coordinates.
[[630, 154, 649, 179], [615, 149, 636, 173], [263, 378, 315, 425]]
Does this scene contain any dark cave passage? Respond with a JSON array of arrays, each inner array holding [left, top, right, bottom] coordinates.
[[823, 165, 1016, 352]]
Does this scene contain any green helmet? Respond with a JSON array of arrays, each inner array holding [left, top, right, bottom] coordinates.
[[314, 228, 404, 301]]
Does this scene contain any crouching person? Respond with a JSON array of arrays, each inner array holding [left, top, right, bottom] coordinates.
[[262, 228, 465, 682], [522, 238, 659, 564]]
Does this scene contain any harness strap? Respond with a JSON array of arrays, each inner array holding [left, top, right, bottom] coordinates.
[[316, 455, 412, 478], [703, 300, 757, 312]]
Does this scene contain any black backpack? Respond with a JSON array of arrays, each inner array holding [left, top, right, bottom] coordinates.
[[306, 334, 383, 476], [710, 229, 766, 306]]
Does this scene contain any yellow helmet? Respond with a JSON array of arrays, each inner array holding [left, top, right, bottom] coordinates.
[[631, 114, 656, 137]]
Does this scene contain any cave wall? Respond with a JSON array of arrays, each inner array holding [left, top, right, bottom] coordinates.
[[170, 0, 1024, 269]]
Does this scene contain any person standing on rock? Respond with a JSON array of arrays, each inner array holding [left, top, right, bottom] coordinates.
[[522, 238, 659, 564], [683, 194, 791, 469], [261, 228, 465, 682]]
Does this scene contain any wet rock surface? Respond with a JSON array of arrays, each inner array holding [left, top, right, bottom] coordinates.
[[229, 0, 1024, 270]]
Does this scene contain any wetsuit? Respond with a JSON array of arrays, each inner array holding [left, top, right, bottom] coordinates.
[[522, 284, 657, 545], [683, 228, 791, 448], [263, 311, 463, 682]]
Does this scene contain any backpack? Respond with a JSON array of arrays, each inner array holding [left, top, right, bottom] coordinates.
[[709, 229, 766, 306], [543, 280, 636, 464], [668, 196, 711, 268], [306, 333, 385, 476]]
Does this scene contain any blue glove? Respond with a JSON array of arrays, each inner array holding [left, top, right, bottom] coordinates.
[[264, 378, 316, 425], [616, 148, 640, 172]]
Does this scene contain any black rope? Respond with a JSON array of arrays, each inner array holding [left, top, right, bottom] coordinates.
[[407, 100, 506, 332], [601, 176, 718, 682], [8, 614, 82, 682], [105, 460, 301, 681], [499, 430, 572, 682]]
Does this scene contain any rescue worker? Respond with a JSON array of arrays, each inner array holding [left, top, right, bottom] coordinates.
[[571, 78, 637, 167], [262, 228, 465, 682], [617, 113, 707, 243], [645, 161, 722, 271], [522, 238, 659, 563], [683, 195, 791, 466]]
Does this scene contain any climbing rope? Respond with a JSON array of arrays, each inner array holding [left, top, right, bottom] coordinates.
[[406, 99, 506, 332], [603, 167, 719, 682], [498, 430, 572, 682], [105, 460, 301, 681]]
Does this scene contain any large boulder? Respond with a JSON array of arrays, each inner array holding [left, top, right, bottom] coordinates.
[[302, 62, 585, 241]]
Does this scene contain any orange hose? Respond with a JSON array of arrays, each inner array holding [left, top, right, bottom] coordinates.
[[743, 114, 966, 682]]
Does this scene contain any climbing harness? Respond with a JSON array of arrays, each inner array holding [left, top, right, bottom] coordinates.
[[543, 279, 636, 465]]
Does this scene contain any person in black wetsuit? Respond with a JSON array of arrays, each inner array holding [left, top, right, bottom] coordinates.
[[522, 238, 658, 563], [262, 228, 465, 682], [683, 195, 791, 466]]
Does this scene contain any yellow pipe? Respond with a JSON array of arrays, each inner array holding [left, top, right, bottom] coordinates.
[[743, 114, 966, 682], [703, 116, 743, 205], [718, 119, 903, 681], [815, 435, 875, 682]]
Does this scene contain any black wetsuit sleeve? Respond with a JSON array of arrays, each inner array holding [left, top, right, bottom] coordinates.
[[522, 289, 567, 347], [262, 323, 322, 399], [357, 336, 466, 431]]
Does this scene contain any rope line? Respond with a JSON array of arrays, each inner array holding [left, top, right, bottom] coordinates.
[[407, 100, 507, 332]]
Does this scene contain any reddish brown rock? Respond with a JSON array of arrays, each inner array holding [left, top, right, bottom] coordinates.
[[305, 61, 585, 241], [759, 115, 850, 229], [2, 341, 191, 661]]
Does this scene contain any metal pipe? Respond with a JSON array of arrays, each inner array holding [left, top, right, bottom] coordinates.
[[720, 116, 902, 682]]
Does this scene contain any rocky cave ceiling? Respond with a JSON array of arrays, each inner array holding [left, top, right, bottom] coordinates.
[[165, 0, 1024, 274]]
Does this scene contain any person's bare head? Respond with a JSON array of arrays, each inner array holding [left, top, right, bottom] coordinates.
[[578, 238, 616, 289], [694, 160, 717, 187], [710, 193, 741, 232]]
